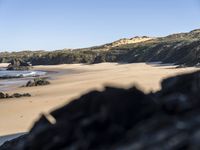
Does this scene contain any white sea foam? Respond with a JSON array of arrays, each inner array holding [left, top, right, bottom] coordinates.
[[0, 70, 47, 91], [0, 70, 46, 78]]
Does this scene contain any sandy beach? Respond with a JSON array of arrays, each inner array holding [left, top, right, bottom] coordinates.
[[0, 64, 9, 68], [0, 63, 199, 136]]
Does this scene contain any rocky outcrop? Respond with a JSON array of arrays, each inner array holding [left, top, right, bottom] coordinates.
[[0, 92, 31, 99], [2, 71, 200, 149], [24, 78, 50, 87], [0, 135, 27, 150], [0, 29, 200, 66], [7, 59, 31, 70]]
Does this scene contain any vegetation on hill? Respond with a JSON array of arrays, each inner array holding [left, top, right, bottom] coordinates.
[[1, 29, 200, 66]]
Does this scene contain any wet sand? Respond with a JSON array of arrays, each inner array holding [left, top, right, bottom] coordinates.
[[0, 63, 199, 136]]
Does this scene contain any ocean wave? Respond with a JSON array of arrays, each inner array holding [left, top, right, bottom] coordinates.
[[0, 70, 46, 78]]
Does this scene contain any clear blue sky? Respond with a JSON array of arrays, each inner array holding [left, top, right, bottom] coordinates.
[[0, 0, 200, 51]]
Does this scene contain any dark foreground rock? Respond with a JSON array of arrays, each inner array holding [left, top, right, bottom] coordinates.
[[0, 92, 31, 99], [24, 78, 50, 87], [7, 59, 31, 71], [1, 71, 200, 150], [0, 135, 27, 150]]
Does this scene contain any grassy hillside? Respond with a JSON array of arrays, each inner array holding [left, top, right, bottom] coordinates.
[[1, 29, 200, 66]]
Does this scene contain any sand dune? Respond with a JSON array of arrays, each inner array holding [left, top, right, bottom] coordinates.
[[0, 63, 199, 136]]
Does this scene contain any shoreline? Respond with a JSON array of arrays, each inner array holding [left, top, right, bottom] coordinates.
[[0, 63, 199, 137], [0, 70, 55, 92]]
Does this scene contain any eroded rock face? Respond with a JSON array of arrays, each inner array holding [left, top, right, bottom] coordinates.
[[0, 92, 5, 98], [1, 71, 200, 150], [7, 59, 31, 71], [0, 92, 31, 99], [24, 78, 50, 87], [158, 71, 200, 114]]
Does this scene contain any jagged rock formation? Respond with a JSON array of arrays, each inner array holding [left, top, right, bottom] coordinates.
[[1, 71, 200, 149], [24, 78, 50, 87], [7, 59, 31, 70], [0, 92, 31, 99]]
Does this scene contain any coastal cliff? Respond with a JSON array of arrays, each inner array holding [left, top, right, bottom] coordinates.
[[0, 29, 200, 66]]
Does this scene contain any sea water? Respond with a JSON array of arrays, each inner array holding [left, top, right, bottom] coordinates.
[[0, 68, 46, 78], [0, 68, 47, 91]]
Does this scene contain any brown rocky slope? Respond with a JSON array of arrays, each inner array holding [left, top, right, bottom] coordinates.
[[1, 29, 200, 66]]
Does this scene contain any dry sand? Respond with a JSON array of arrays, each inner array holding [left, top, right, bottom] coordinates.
[[0, 63, 9, 68], [0, 63, 199, 136]]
